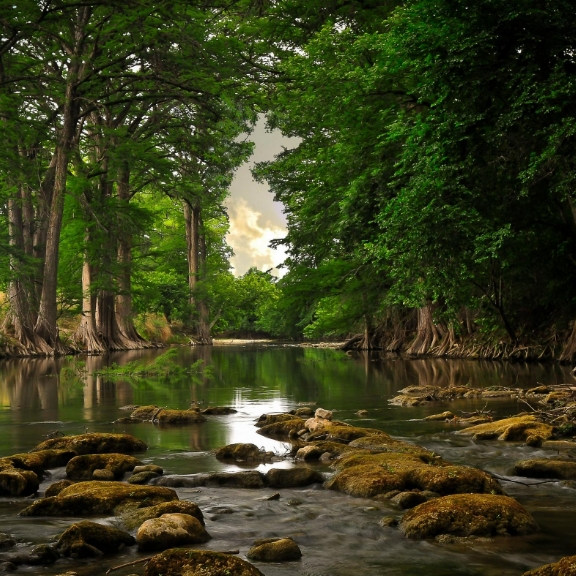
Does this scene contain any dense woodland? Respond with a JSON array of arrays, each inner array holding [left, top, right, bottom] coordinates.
[[1, 0, 576, 360]]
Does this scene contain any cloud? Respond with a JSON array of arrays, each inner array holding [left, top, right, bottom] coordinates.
[[226, 198, 287, 277]]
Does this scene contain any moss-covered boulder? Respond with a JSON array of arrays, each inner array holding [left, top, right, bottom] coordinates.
[[456, 415, 553, 442], [513, 458, 576, 480], [326, 453, 502, 498], [9, 450, 77, 475], [121, 500, 204, 530], [257, 418, 306, 438], [66, 453, 142, 481], [522, 555, 576, 575], [264, 467, 324, 488], [0, 468, 39, 496], [424, 412, 455, 421], [45, 480, 74, 497], [201, 406, 237, 415], [348, 435, 435, 457], [136, 513, 211, 551], [306, 425, 385, 443], [255, 413, 297, 428], [247, 537, 302, 562], [205, 471, 266, 489], [128, 470, 160, 484], [400, 494, 538, 539], [144, 549, 264, 576], [19, 481, 178, 517], [131, 406, 206, 425], [55, 520, 135, 557], [31, 433, 147, 455], [213, 443, 273, 462]]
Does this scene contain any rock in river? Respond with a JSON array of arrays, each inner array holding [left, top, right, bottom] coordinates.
[[55, 520, 135, 557], [247, 537, 302, 562], [136, 513, 211, 551], [121, 500, 204, 530], [513, 458, 576, 480], [400, 494, 538, 539], [455, 415, 553, 442], [264, 467, 324, 488], [19, 481, 178, 517], [144, 549, 264, 576], [66, 453, 142, 480], [31, 433, 147, 455], [522, 555, 576, 575], [131, 405, 206, 425], [213, 443, 273, 462]]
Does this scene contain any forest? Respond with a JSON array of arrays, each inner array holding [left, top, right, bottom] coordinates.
[[1, 0, 576, 361]]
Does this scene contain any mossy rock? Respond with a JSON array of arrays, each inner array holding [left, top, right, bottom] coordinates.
[[522, 555, 576, 575], [201, 406, 237, 415], [256, 418, 306, 438], [128, 471, 160, 484], [255, 413, 297, 428], [331, 452, 433, 472], [400, 494, 538, 539], [136, 513, 211, 551], [306, 425, 386, 443], [513, 459, 576, 480], [19, 481, 178, 517], [10, 450, 77, 475], [213, 443, 272, 462], [144, 549, 264, 576], [55, 520, 135, 557], [264, 467, 324, 488], [348, 435, 435, 457], [295, 441, 357, 460], [31, 433, 147, 455], [45, 480, 74, 497], [66, 453, 142, 481], [205, 471, 266, 489], [121, 500, 204, 530], [456, 415, 553, 442], [247, 537, 302, 561], [131, 406, 207, 425], [326, 453, 502, 498], [0, 468, 39, 496], [424, 412, 455, 421]]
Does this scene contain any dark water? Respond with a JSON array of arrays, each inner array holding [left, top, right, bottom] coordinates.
[[0, 346, 574, 576]]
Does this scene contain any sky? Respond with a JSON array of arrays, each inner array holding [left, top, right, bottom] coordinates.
[[225, 119, 299, 277]]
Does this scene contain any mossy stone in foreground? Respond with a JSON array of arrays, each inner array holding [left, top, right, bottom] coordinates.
[[400, 494, 538, 539], [32, 433, 147, 455], [19, 481, 178, 516], [0, 468, 39, 496], [121, 500, 204, 530], [136, 513, 211, 551], [247, 537, 302, 561], [144, 549, 264, 576], [55, 520, 135, 557], [522, 555, 576, 575]]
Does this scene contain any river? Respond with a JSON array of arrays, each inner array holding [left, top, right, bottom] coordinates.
[[0, 345, 574, 575]]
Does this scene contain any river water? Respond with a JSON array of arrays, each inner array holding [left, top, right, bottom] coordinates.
[[0, 345, 575, 576]]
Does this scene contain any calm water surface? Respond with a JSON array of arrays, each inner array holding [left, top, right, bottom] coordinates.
[[0, 345, 574, 576]]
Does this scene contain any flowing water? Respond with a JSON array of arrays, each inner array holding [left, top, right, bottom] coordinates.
[[0, 345, 574, 576]]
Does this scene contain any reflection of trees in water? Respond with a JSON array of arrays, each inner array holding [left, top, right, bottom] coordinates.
[[0, 358, 62, 418], [365, 354, 574, 389]]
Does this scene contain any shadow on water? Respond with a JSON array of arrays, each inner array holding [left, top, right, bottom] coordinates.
[[0, 347, 574, 575]]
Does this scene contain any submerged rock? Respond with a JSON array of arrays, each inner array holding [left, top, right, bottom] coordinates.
[[136, 513, 210, 551], [31, 433, 147, 455], [144, 549, 264, 576], [65, 453, 142, 480], [131, 405, 207, 425], [213, 443, 273, 462], [121, 500, 204, 530], [247, 537, 302, 561], [522, 555, 576, 575], [424, 411, 455, 421], [55, 520, 135, 557], [456, 415, 554, 442], [19, 481, 178, 517], [264, 467, 324, 488], [325, 452, 502, 498], [400, 494, 538, 539], [513, 458, 576, 480], [128, 471, 160, 484]]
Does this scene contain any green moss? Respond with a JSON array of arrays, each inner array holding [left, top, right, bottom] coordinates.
[[514, 459, 576, 480], [456, 415, 553, 442], [522, 555, 576, 576], [131, 406, 207, 425], [400, 494, 538, 539], [256, 418, 306, 438], [65, 453, 142, 480], [32, 433, 148, 455]]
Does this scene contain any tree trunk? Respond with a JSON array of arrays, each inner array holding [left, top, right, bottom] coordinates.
[[406, 304, 441, 355], [115, 163, 150, 349]]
